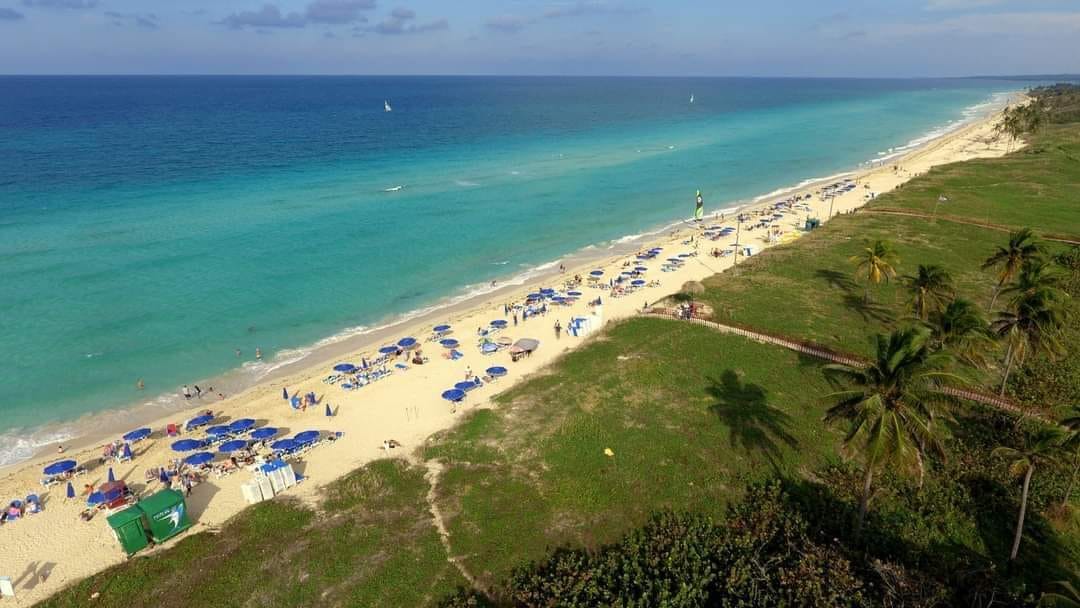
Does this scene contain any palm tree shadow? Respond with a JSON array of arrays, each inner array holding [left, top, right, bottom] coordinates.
[[815, 269, 857, 292], [815, 269, 896, 324], [707, 370, 798, 470]]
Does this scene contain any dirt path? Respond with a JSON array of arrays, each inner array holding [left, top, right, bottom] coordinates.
[[422, 459, 479, 590], [863, 208, 1080, 245]]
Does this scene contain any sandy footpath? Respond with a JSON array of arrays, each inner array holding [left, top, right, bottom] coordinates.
[[0, 108, 1017, 605]]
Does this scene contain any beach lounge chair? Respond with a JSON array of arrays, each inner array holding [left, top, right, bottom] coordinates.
[[25, 494, 41, 514]]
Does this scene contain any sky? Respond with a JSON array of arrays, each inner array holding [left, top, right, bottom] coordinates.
[[0, 0, 1078, 76]]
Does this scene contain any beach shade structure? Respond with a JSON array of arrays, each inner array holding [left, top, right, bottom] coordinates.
[[250, 427, 277, 441], [282, 387, 289, 400], [631, 279, 646, 287], [107, 467, 116, 483], [589, 270, 604, 277], [66, 481, 76, 499], [43, 459, 77, 476], [271, 439, 299, 452], [218, 440, 248, 454], [294, 430, 321, 444], [490, 319, 508, 328], [397, 337, 418, 350], [87, 491, 106, 506], [620, 271, 634, 277], [526, 292, 543, 300], [378, 345, 399, 355], [122, 428, 151, 442], [442, 389, 466, 403], [325, 403, 333, 417], [567, 291, 582, 297], [186, 414, 213, 430], [440, 338, 460, 349], [122, 443, 133, 460], [433, 324, 451, 334], [634, 266, 649, 272], [540, 288, 556, 296], [486, 366, 508, 377], [184, 451, 214, 467], [455, 381, 478, 392], [170, 439, 203, 453], [205, 425, 231, 438], [228, 418, 256, 433], [678, 253, 693, 258], [333, 363, 358, 374]]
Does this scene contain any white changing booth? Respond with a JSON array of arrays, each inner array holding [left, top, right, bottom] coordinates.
[[241, 459, 299, 505]]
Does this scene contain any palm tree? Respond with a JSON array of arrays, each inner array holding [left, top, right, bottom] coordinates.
[[992, 426, 1065, 561], [823, 327, 958, 535], [850, 240, 898, 303], [926, 298, 993, 367], [1002, 259, 1065, 305], [982, 228, 1043, 310], [1041, 579, 1080, 607], [992, 290, 1066, 395], [905, 264, 955, 321], [1061, 406, 1080, 509]]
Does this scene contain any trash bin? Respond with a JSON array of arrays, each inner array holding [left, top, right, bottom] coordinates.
[[106, 506, 150, 556], [138, 488, 192, 543]]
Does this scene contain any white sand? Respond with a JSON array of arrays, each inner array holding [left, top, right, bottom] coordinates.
[[0, 109, 1019, 605]]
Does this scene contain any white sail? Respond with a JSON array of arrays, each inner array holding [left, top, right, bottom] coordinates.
[[384, 100, 392, 112], [689, 94, 694, 104]]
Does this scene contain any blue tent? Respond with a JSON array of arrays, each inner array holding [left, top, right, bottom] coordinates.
[[186, 414, 213, 429], [250, 427, 277, 440], [205, 425, 231, 437], [218, 440, 248, 453], [228, 418, 256, 433], [294, 430, 321, 444], [433, 324, 451, 333], [441, 389, 466, 402], [171, 439, 203, 452], [184, 452, 214, 466], [440, 338, 460, 349], [397, 337, 418, 349], [271, 439, 298, 452], [378, 345, 399, 355], [66, 481, 75, 499], [107, 467, 116, 482], [455, 381, 478, 392], [122, 428, 151, 442], [43, 460, 77, 476], [333, 363, 358, 373], [485, 366, 508, 377]]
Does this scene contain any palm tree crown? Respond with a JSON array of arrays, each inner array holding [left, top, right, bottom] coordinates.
[[992, 289, 1067, 395], [926, 298, 993, 367], [992, 426, 1065, 560], [905, 264, 955, 321], [850, 240, 899, 303], [983, 228, 1043, 310]]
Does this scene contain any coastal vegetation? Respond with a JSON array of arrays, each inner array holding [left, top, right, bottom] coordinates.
[[36, 84, 1080, 607]]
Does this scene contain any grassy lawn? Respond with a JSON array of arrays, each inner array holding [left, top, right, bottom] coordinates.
[[38, 460, 465, 608], [423, 318, 844, 589], [877, 123, 1080, 239]]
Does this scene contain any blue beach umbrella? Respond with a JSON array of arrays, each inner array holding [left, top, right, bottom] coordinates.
[[218, 440, 248, 454], [634, 266, 648, 272], [294, 430, 321, 444], [440, 338, 460, 349], [441, 389, 466, 402], [159, 468, 170, 484], [455, 381, 477, 392], [567, 291, 582, 297], [540, 288, 555, 296], [86, 492, 105, 506], [228, 418, 256, 433], [282, 387, 289, 400], [378, 345, 399, 355], [186, 414, 213, 429], [122, 443, 132, 460], [271, 438, 298, 452], [678, 253, 692, 258], [122, 428, 151, 442], [43, 460, 77, 476], [107, 467, 115, 482], [526, 292, 542, 300], [66, 481, 75, 499], [325, 403, 333, 417], [490, 319, 508, 328], [205, 425, 231, 437], [333, 363, 358, 373], [636, 254, 650, 260], [589, 270, 604, 277], [184, 452, 214, 467], [631, 279, 646, 287], [398, 337, 418, 349], [250, 427, 277, 440], [485, 366, 508, 377], [171, 439, 203, 453], [433, 324, 451, 333]]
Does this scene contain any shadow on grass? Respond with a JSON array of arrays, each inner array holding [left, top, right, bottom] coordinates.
[[815, 268, 897, 325], [707, 371, 797, 470]]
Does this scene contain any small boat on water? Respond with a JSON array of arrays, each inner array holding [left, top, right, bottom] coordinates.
[[384, 100, 392, 112], [690, 94, 694, 104]]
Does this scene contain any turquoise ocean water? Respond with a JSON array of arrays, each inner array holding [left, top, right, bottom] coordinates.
[[0, 76, 1018, 464]]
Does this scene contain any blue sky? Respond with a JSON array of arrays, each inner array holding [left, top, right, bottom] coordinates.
[[0, 0, 1077, 76]]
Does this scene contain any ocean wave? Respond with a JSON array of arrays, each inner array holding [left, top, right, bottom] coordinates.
[[751, 172, 853, 203], [0, 428, 77, 467], [455, 180, 480, 187]]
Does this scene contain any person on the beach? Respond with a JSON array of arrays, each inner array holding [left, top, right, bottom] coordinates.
[[235, 349, 242, 358], [465, 366, 472, 380], [255, 347, 262, 360], [513, 313, 518, 326], [194, 385, 202, 398], [182, 385, 192, 399], [554, 321, 561, 340], [57, 444, 65, 454], [136, 378, 144, 390]]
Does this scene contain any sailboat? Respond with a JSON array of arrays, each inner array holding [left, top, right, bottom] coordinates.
[[689, 94, 694, 104], [384, 100, 392, 112]]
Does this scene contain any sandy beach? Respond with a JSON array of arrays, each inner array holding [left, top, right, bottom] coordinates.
[[0, 106, 1019, 605]]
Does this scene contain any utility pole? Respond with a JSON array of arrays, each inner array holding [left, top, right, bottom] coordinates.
[[733, 214, 744, 267]]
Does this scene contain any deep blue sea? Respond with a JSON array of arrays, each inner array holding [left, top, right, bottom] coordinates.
[[0, 76, 1018, 464]]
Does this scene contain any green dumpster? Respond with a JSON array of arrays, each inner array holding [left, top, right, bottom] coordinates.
[[139, 488, 192, 543], [106, 506, 150, 556]]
